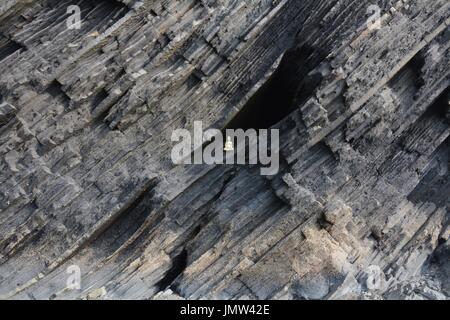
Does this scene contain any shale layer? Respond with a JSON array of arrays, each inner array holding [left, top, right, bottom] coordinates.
[[0, 0, 449, 300]]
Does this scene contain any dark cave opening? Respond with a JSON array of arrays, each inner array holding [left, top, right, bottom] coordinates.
[[155, 249, 188, 291], [410, 54, 426, 92], [421, 86, 450, 120], [225, 45, 326, 131]]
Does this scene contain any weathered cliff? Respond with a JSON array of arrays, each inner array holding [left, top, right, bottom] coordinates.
[[0, 0, 448, 300]]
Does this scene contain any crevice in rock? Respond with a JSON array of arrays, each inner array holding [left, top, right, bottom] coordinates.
[[89, 183, 162, 256], [51, 177, 159, 272], [435, 87, 450, 120], [46, 80, 71, 109], [0, 34, 24, 62], [407, 136, 449, 207], [226, 45, 327, 130], [91, 88, 109, 110], [409, 54, 426, 93], [0, 98, 17, 129], [387, 51, 426, 97], [156, 249, 188, 292], [155, 169, 237, 296]]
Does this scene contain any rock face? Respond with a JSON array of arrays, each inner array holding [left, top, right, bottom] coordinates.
[[0, 0, 448, 300]]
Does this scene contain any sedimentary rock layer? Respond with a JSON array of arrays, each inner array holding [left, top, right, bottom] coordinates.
[[0, 0, 448, 300]]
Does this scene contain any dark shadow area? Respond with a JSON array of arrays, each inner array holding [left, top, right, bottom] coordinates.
[[156, 249, 188, 291], [410, 53, 426, 92], [225, 45, 327, 130], [46, 79, 71, 109], [0, 35, 23, 62], [86, 180, 161, 255], [406, 88, 449, 207]]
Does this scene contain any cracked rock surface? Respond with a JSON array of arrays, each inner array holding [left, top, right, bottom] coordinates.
[[0, 0, 448, 300]]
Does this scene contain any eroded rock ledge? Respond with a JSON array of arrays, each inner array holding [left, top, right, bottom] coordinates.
[[0, 0, 448, 300]]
